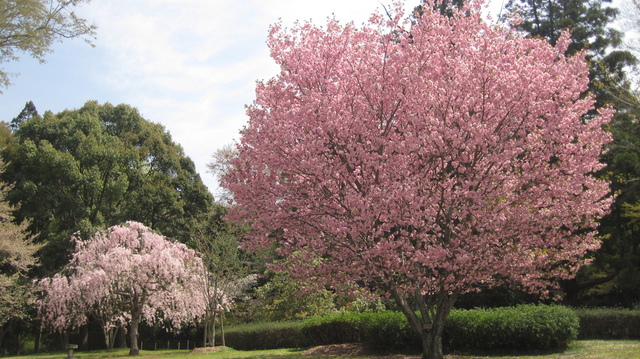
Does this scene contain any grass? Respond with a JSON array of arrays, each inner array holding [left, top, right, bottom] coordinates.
[[7, 340, 640, 359]]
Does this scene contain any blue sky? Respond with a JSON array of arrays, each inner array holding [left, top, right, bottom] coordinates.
[[0, 0, 504, 198]]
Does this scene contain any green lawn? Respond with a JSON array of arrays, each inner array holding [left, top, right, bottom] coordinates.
[[11, 340, 640, 359]]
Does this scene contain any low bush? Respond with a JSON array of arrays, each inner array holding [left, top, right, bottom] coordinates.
[[218, 321, 308, 350], [224, 305, 578, 352], [356, 311, 419, 351], [301, 312, 364, 345], [574, 308, 640, 339], [443, 304, 578, 351], [301, 311, 418, 350]]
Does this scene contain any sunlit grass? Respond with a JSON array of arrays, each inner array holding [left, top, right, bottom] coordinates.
[[9, 340, 640, 359]]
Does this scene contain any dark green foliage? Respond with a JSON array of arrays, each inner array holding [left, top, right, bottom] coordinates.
[[505, 0, 623, 57], [301, 305, 575, 353], [218, 321, 308, 350], [2, 101, 213, 274], [10, 101, 38, 131], [575, 308, 640, 339], [455, 286, 542, 309], [302, 311, 416, 350], [443, 305, 578, 352], [355, 311, 418, 351], [301, 312, 364, 346], [505, 0, 640, 308]]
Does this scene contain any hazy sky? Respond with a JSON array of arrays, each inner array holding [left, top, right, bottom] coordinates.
[[0, 0, 504, 198]]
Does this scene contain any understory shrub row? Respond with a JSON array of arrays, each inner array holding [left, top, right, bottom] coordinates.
[[443, 305, 578, 351], [218, 321, 309, 350], [221, 304, 579, 352], [302, 311, 419, 350], [574, 308, 640, 339]]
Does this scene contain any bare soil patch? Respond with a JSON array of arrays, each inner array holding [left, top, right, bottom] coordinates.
[[301, 343, 474, 358], [191, 346, 229, 354], [302, 343, 378, 357]]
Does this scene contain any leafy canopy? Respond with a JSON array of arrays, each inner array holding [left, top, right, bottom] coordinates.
[[3, 101, 213, 274], [0, 0, 96, 89], [223, 1, 612, 358]]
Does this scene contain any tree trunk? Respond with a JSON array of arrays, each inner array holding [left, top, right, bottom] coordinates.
[[214, 310, 218, 347], [102, 325, 117, 349], [129, 292, 147, 355], [34, 321, 42, 353], [129, 298, 143, 355], [0, 324, 6, 355], [80, 325, 89, 351], [129, 317, 139, 355], [117, 325, 127, 349], [220, 311, 225, 347], [391, 288, 457, 359]]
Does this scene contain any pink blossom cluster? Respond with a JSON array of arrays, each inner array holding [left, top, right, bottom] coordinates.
[[224, 0, 613, 299], [38, 221, 209, 334]]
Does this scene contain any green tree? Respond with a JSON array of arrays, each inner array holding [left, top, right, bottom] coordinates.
[[505, 0, 640, 306], [3, 101, 212, 274], [0, 0, 96, 89], [189, 205, 254, 346], [505, 0, 637, 107], [0, 162, 39, 354], [10, 101, 38, 131]]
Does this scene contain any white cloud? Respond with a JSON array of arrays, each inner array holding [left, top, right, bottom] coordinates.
[[71, 3, 339, 189], [72, 1, 428, 193]]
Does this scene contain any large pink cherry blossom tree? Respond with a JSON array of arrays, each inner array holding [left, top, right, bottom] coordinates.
[[223, 1, 614, 358], [38, 222, 207, 355]]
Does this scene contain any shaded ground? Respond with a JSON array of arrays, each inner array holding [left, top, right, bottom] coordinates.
[[301, 343, 473, 359]]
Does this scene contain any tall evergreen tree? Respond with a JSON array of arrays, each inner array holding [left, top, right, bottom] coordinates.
[[2, 101, 213, 275], [505, 0, 640, 306], [10, 101, 38, 132], [505, 0, 636, 103]]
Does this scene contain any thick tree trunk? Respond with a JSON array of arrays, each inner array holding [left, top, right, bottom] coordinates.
[[391, 288, 457, 359], [129, 317, 139, 355], [129, 296, 144, 355], [203, 312, 216, 347], [129, 292, 148, 355]]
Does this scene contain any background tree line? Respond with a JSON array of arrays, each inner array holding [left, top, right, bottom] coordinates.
[[5, 0, 640, 355]]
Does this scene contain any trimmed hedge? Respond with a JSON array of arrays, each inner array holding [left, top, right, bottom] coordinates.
[[574, 308, 640, 339], [301, 311, 418, 350], [217, 321, 309, 350], [443, 304, 578, 351], [301, 312, 364, 345], [221, 305, 579, 352]]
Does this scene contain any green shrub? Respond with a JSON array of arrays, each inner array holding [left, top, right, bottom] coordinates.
[[219, 321, 308, 350], [223, 304, 579, 352], [302, 311, 419, 350], [443, 304, 578, 351], [301, 312, 365, 345], [574, 308, 640, 339], [356, 311, 419, 350]]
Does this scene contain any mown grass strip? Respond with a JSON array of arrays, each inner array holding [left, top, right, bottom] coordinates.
[[7, 340, 640, 359]]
